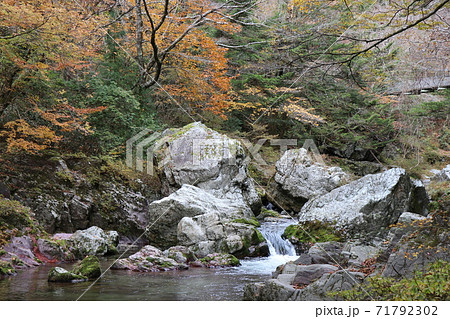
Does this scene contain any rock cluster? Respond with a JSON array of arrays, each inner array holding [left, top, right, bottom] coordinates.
[[111, 245, 241, 271], [145, 123, 268, 257]]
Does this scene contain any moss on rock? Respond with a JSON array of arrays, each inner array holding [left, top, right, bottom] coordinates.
[[48, 267, 87, 282], [72, 255, 101, 279], [232, 217, 261, 227], [282, 220, 343, 243]]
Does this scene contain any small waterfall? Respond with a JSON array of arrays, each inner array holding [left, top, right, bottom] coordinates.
[[258, 220, 297, 256]]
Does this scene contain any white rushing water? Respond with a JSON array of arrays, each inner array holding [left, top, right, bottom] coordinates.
[[229, 219, 298, 275]]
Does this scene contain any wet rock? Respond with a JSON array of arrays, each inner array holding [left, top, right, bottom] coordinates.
[[48, 267, 87, 283], [272, 148, 349, 211], [153, 122, 261, 212], [0, 260, 15, 276], [112, 245, 188, 272], [298, 168, 428, 238], [244, 269, 365, 301], [72, 255, 101, 279]]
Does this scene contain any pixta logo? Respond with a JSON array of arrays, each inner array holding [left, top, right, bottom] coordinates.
[[126, 128, 325, 175]]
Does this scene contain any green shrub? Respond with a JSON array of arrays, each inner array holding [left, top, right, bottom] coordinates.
[[333, 260, 449, 301]]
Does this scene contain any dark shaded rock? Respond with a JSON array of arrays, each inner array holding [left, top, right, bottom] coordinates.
[[292, 264, 338, 286]]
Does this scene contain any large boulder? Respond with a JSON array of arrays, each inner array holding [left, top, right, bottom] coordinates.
[[146, 184, 254, 248], [298, 168, 429, 238], [152, 122, 260, 212], [67, 226, 118, 258], [177, 213, 268, 258], [271, 148, 349, 212]]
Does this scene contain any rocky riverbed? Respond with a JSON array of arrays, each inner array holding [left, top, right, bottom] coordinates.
[[1, 122, 449, 300]]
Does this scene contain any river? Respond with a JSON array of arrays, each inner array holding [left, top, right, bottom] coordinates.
[[0, 220, 297, 301]]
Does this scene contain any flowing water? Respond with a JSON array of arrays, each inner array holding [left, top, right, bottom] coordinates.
[[0, 220, 297, 301]]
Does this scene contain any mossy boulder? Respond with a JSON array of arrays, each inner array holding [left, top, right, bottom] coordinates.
[[72, 255, 101, 279], [48, 267, 87, 283]]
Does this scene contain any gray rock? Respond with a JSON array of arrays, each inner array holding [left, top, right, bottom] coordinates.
[[37, 239, 72, 261], [0, 182, 10, 198], [111, 245, 188, 272], [342, 244, 379, 267], [292, 264, 338, 286], [275, 148, 349, 199], [298, 168, 428, 238], [146, 184, 254, 249], [243, 280, 296, 301], [244, 269, 364, 301], [68, 226, 117, 258], [2, 236, 40, 267], [398, 212, 427, 224], [382, 244, 449, 278], [431, 164, 450, 182], [153, 122, 261, 213], [178, 213, 268, 258], [292, 270, 365, 301]]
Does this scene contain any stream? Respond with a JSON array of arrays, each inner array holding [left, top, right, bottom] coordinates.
[[0, 220, 297, 301]]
